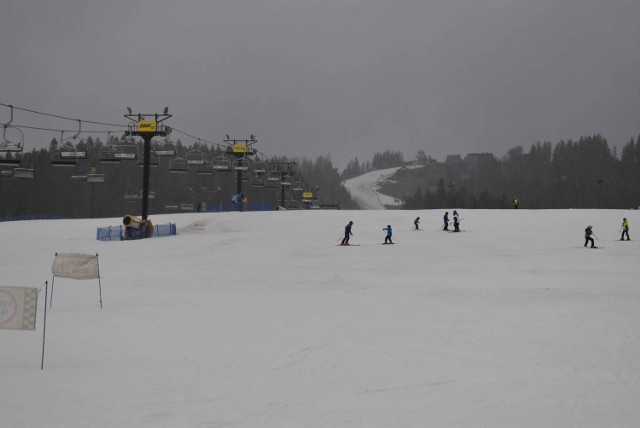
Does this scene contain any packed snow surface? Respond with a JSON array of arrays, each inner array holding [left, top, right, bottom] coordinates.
[[344, 167, 402, 209], [1, 209, 639, 427]]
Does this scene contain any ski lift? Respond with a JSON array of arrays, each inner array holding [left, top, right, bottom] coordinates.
[[179, 203, 195, 211], [138, 152, 159, 168], [252, 160, 267, 175], [98, 147, 122, 164], [264, 176, 279, 189], [1, 126, 24, 153], [292, 180, 304, 192], [168, 157, 188, 173], [211, 155, 232, 172], [232, 156, 250, 171], [1, 105, 24, 152], [185, 149, 206, 166], [250, 174, 266, 187], [50, 149, 78, 167], [87, 173, 105, 183], [113, 141, 138, 160], [153, 139, 177, 157], [0, 153, 22, 166], [11, 167, 34, 179], [195, 162, 214, 175], [286, 199, 301, 210], [58, 142, 88, 161], [165, 204, 179, 212], [280, 175, 292, 187]]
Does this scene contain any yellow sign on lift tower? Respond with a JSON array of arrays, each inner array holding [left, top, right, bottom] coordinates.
[[232, 143, 248, 153], [138, 120, 157, 133]]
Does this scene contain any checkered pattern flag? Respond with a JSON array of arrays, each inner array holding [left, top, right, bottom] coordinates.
[[0, 286, 38, 331]]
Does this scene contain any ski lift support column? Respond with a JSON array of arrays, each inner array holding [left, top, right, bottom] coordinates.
[[224, 135, 257, 211], [270, 161, 297, 208], [124, 107, 172, 225]]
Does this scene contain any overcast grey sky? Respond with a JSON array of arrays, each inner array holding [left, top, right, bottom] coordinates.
[[2, 0, 639, 169]]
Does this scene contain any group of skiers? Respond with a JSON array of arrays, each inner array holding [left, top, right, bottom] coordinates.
[[340, 213, 631, 247], [584, 218, 631, 248], [339, 210, 464, 246]]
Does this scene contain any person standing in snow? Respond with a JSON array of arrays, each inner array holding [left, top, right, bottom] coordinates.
[[584, 225, 596, 248], [620, 218, 630, 241], [453, 210, 460, 232], [383, 225, 393, 244], [341, 221, 354, 245], [443, 211, 449, 231], [513, 197, 519, 209], [414, 217, 420, 230]]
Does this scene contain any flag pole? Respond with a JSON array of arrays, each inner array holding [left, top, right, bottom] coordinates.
[[41, 281, 48, 370], [50, 252, 57, 309], [96, 253, 103, 309]]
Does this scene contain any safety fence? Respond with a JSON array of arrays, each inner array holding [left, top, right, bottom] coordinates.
[[96, 223, 176, 241]]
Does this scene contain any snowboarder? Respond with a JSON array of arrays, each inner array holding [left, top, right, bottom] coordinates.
[[443, 211, 449, 231], [620, 218, 630, 241], [513, 197, 519, 209], [414, 217, 420, 230], [453, 210, 460, 232], [584, 225, 596, 248], [341, 221, 354, 245], [383, 225, 393, 244]]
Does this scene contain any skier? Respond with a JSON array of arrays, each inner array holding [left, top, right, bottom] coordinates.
[[443, 211, 449, 231], [383, 225, 393, 244], [414, 217, 420, 230], [584, 225, 596, 248], [453, 210, 460, 232], [513, 197, 519, 209], [620, 218, 630, 241], [341, 221, 354, 246]]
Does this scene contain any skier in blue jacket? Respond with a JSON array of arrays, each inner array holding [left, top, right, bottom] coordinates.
[[383, 225, 393, 244], [341, 221, 354, 245]]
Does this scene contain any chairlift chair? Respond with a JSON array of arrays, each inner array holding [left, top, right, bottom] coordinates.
[[1, 125, 24, 153], [138, 152, 159, 168], [232, 157, 250, 171], [168, 157, 188, 173], [211, 155, 232, 172], [292, 180, 304, 192], [113, 142, 138, 160], [0, 154, 22, 166], [185, 150, 206, 166], [153, 140, 177, 157], [250, 174, 266, 187], [252, 160, 267, 175], [98, 148, 122, 164], [10, 167, 34, 179], [195, 163, 214, 175], [87, 173, 105, 183], [50, 150, 78, 167]]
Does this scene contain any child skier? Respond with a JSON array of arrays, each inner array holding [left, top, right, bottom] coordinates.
[[443, 212, 449, 231], [341, 221, 354, 246], [621, 218, 630, 241], [414, 217, 420, 230], [453, 210, 460, 232], [383, 225, 393, 244], [584, 225, 596, 248]]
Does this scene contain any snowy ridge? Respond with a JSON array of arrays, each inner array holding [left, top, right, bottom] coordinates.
[[1, 209, 639, 427], [344, 167, 403, 209]]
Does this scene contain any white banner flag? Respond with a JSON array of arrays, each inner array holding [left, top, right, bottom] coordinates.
[[0, 286, 38, 330], [51, 253, 99, 280]]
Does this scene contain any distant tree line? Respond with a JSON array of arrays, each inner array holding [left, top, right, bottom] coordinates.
[[0, 137, 357, 219], [341, 150, 405, 180], [402, 134, 640, 209]]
